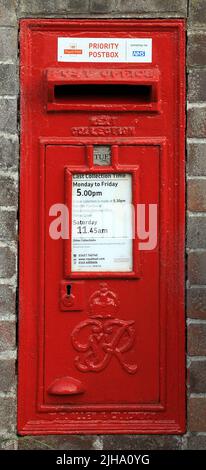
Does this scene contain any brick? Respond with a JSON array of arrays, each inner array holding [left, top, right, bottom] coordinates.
[[18, 435, 101, 450], [188, 69, 206, 102], [0, 285, 16, 316], [0, 99, 17, 134], [0, 247, 16, 278], [0, 64, 17, 96], [0, 1, 17, 27], [189, 0, 206, 25], [0, 210, 16, 241], [187, 288, 206, 319], [189, 397, 206, 432], [187, 216, 206, 249], [0, 136, 18, 172], [187, 143, 206, 176], [188, 324, 206, 356], [188, 435, 206, 450], [0, 359, 15, 392], [19, 0, 89, 15], [188, 252, 206, 284], [0, 176, 17, 206], [90, 0, 115, 12], [0, 397, 15, 432], [0, 438, 17, 450], [188, 33, 206, 67], [116, 0, 187, 15], [102, 435, 182, 450], [189, 361, 206, 393], [0, 28, 17, 61], [0, 136, 19, 171], [187, 108, 206, 138], [188, 180, 206, 211], [0, 321, 16, 351]]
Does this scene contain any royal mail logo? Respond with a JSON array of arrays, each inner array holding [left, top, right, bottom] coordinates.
[[64, 43, 83, 55]]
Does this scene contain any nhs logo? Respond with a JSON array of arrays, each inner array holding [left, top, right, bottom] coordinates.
[[132, 50, 145, 57], [127, 39, 152, 63]]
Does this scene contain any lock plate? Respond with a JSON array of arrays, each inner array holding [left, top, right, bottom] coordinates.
[[60, 281, 85, 311]]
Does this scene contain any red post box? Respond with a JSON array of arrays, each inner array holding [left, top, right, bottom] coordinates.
[[18, 20, 185, 434]]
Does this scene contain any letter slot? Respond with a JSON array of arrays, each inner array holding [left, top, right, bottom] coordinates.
[[45, 67, 160, 112]]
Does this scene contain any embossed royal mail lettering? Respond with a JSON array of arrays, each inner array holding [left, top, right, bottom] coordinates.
[[71, 115, 136, 136], [89, 115, 117, 126], [49, 68, 157, 81], [71, 126, 135, 136]]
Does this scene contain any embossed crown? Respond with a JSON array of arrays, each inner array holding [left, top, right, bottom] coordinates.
[[89, 282, 119, 318]]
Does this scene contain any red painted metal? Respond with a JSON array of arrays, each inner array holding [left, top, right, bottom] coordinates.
[[48, 377, 85, 396], [18, 19, 185, 434]]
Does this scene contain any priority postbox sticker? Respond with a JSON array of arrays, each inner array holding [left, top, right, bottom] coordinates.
[[58, 37, 152, 63]]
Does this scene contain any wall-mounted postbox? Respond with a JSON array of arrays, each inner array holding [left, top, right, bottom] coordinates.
[[19, 20, 185, 434]]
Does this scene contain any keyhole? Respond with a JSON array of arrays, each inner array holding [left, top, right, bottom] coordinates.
[[66, 284, 72, 296]]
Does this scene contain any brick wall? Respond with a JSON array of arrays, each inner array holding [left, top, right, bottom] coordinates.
[[0, 0, 205, 450], [187, 0, 206, 450]]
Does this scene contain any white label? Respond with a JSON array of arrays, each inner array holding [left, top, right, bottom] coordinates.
[[93, 146, 111, 166], [72, 173, 133, 272], [58, 37, 152, 63]]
